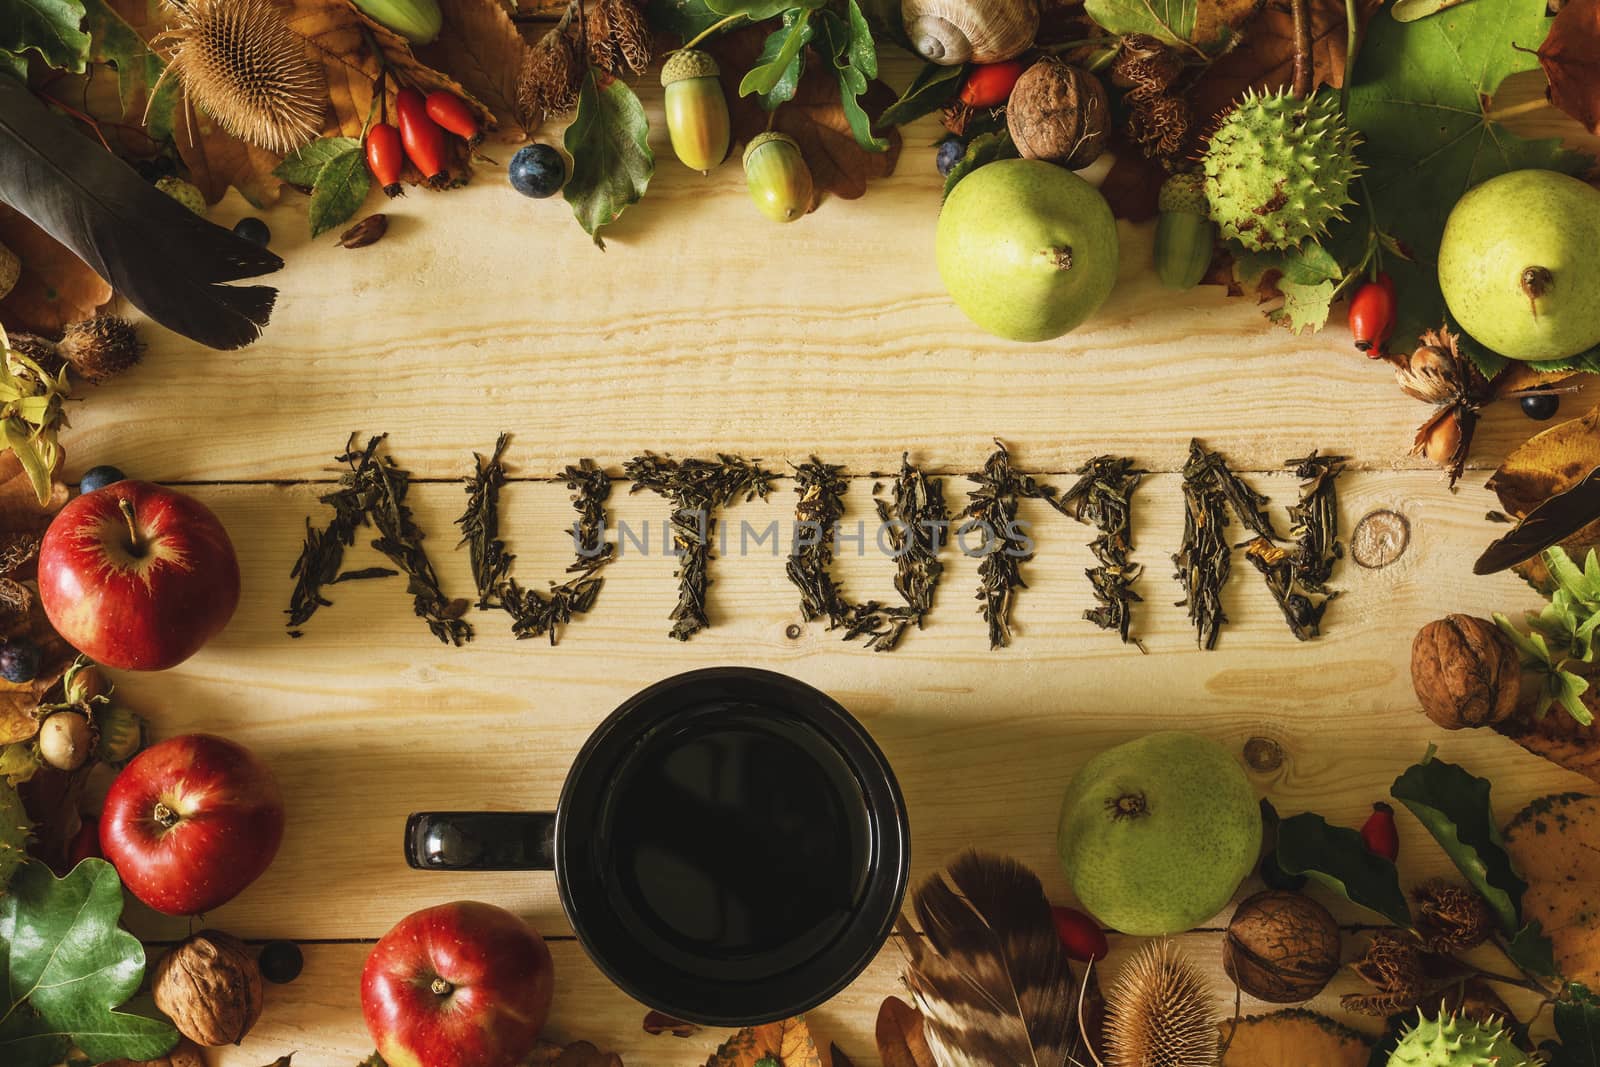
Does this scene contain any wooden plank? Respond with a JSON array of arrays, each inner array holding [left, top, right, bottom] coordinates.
[[62, 68, 1598, 483], [207, 933, 1541, 1067], [110, 472, 1585, 944]]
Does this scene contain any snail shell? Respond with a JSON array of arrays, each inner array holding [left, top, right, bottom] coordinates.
[[902, 0, 1039, 65]]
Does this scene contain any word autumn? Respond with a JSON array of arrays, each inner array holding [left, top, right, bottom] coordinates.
[[286, 435, 1346, 652]]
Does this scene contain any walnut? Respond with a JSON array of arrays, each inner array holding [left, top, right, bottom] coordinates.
[[153, 931, 264, 1046], [1411, 614, 1521, 729], [1222, 890, 1342, 1003], [103, 1037, 207, 1067]]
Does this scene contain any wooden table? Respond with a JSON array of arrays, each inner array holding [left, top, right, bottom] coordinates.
[[73, 60, 1597, 1066]]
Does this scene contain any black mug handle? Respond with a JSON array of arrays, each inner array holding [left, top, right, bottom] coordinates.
[[405, 812, 557, 871]]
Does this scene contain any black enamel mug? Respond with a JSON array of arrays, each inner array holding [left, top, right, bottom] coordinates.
[[405, 667, 910, 1026]]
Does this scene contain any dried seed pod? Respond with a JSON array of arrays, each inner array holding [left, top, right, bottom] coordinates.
[[902, 0, 1039, 65], [586, 0, 651, 76], [1110, 34, 1181, 93], [5, 333, 65, 377], [1127, 91, 1192, 160], [1223, 891, 1342, 1003], [1410, 614, 1521, 729], [153, 931, 265, 1046], [338, 214, 388, 249], [1006, 58, 1109, 169], [58, 315, 143, 383], [1341, 929, 1425, 1016], [1415, 879, 1496, 952], [1104, 940, 1218, 1067], [154, 0, 329, 155], [1396, 343, 1461, 404], [516, 29, 582, 128]]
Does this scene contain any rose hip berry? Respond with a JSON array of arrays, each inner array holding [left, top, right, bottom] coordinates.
[[396, 88, 448, 185], [1349, 272, 1397, 358], [1050, 905, 1109, 961], [1361, 802, 1400, 861], [424, 90, 479, 142], [366, 123, 405, 196]]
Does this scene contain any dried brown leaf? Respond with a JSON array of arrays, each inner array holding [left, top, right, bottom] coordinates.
[[0, 452, 71, 744], [705, 1016, 824, 1067], [642, 1011, 701, 1037], [874, 998, 935, 1067], [527, 1039, 624, 1067], [1191, 0, 1384, 122], [1484, 403, 1600, 588], [1099, 140, 1169, 221], [416, 0, 528, 137], [1504, 792, 1600, 987], [0, 208, 113, 337], [712, 28, 900, 202], [173, 104, 286, 207], [1542, 0, 1600, 134]]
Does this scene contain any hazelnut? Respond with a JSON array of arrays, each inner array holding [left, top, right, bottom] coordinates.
[[1411, 614, 1521, 729], [1222, 890, 1341, 1003], [38, 710, 94, 771], [153, 931, 264, 1046]]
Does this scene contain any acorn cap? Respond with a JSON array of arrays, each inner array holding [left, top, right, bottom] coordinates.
[[1159, 172, 1207, 216], [661, 48, 719, 86], [742, 130, 799, 168]]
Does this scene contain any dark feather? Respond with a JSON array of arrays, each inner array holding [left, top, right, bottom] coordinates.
[[902, 851, 1090, 1067], [1475, 465, 1600, 575], [0, 77, 281, 350]]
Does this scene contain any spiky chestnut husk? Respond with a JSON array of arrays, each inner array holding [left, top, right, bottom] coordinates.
[[1202, 88, 1360, 252], [1386, 1009, 1535, 1066], [58, 316, 143, 383], [156, 0, 329, 155]]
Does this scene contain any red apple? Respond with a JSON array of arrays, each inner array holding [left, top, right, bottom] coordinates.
[[39, 480, 240, 671], [362, 902, 554, 1067], [100, 734, 284, 915]]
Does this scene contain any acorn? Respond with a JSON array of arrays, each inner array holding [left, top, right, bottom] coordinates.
[[660, 50, 730, 174], [743, 132, 814, 223], [38, 710, 94, 771], [58, 316, 143, 383], [1154, 173, 1214, 290]]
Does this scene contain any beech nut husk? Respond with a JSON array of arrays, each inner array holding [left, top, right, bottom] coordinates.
[[1411, 614, 1521, 729], [153, 931, 264, 1046], [1222, 890, 1341, 1003]]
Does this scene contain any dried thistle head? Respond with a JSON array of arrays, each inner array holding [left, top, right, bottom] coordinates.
[[1104, 940, 1218, 1067], [153, 0, 328, 155], [517, 28, 583, 129], [1415, 879, 1496, 952]]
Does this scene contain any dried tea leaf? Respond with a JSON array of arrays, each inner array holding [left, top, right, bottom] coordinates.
[[1541, 0, 1600, 135], [0, 207, 112, 336], [875, 997, 935, 1067], [417, 0, 526, 136], [1218, 1009, 1369, 1065], [1191, 0, 1383, 121], [1504, 792, 1600, 987], [706, 1016, 824, 1067], [527, 1038, 624, 1066], [1485, 404, 1600, 590]]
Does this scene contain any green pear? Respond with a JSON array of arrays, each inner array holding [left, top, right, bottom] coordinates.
[[1057, 731, 1260, 936], [1438, 169, 1600, 362], [936, 159, 1118, 342]]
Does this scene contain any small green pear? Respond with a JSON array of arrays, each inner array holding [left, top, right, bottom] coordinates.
[[1438, 169, 1600, 362], [1057, 731, 1261, 936], [936, 159, 1118, 342]]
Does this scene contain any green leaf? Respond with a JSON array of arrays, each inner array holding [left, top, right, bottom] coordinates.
[[0, 50, 27, 80], [644, 0, 726, 38], [563, 71, 654, 249], [1276, 811, 1411, 926], [0, 860, 179, 1066], [306, 143, 371, 238], [1083, 0, 1239, 51], [815, 4, 887, 152], [942, 128, 1016, 199], [1390, 751, 1527, 935], [1233, 242, 1343, 334], [0, 780, 28, 893], [1506, 921, 1560, 978], [876, 61, 962, 128], [705, 0, 822, 18], [1346, 0, 1587, 351], [1457, 327, 1511, 380], [739, 9, 812, 106], [78, 0, 171, 136], [0, 0, 88, 73], [274, 136, 361, 188], [1549, 984, 1600, 1066]]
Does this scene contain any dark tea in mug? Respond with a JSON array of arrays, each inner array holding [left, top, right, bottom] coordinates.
[[406, 667, 909, 1025], [597, 701, 872, 982]]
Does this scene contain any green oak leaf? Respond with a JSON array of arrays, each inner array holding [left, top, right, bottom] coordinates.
[[942, 128, 1016, 199], [304, 142, 371, 238], [0, 860, 179, 1067], [876, 61, 962, 129], [644, 0, 725, 38], [1276, 810, 1411, 926], [78, 0, 172, 137], [1233, 241, 1344, 334], [564, 71, 654, 249], [0, 0, 88, 73], [1391, 749, 1527, 935], [706, 0, 823, 19], [1346, 0, 1587, 351], [275, 136, 362, 188], [0, 780, 27, 893], [1549, 984, 1600, 1066], [740, 9, 813, 107], [815, 2, 887, 152], [0, 50, 27, 80], [1084, 0, 1194, 48]]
